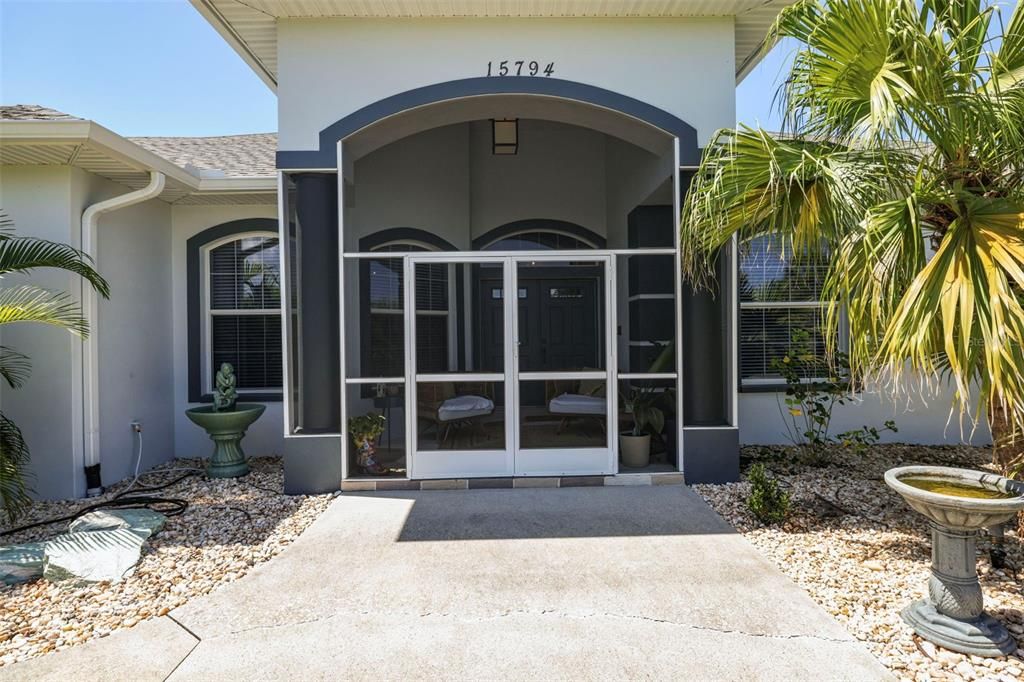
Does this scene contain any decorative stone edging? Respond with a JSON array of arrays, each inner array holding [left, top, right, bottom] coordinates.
[[341, 472, 685, 492]]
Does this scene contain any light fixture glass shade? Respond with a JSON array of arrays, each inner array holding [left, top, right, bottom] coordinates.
[[492, 119, 518, 155]]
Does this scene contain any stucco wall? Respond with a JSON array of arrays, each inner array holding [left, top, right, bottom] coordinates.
[[344, 119, 666, 249], [170, 204, 286, 460], [738, 383, 992, 446], [0, 166, 78, 499], [0, 167, 176, 499], [277, 17, 736, 151], [70, 168, 175, 492], [469, 119, 607, 235], [345, 123, 471, 251]]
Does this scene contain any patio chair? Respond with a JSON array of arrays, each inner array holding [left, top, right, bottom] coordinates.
[[417, 382, 495, 447], [545, 373, 607, 436]]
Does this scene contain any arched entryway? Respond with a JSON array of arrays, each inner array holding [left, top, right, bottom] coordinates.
[[276, 77, 736, 486]]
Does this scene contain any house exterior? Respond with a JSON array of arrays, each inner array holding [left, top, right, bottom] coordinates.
[[0, 1, 988, 501]]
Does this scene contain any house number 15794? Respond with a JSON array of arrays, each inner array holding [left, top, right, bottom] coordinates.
[[486, 60, 555, 77]]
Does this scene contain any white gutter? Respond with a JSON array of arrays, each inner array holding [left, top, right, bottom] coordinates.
[[79, 171, 166, 496]]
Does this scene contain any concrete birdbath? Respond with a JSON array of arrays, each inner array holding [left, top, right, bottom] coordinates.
[[885, 466, 1024, 657], [185, 363, 265, 478]]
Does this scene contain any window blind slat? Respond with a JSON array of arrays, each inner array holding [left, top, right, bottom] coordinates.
[[739, 235, 831, 383], [208, 235, 283, 392]]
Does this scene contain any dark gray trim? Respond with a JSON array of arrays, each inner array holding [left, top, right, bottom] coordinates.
[[294, 174, 341, 431], [473, 218, 606, 250], [358, 227, 458, 252], [277, 77, 700, 169], [682, 427, 740, 484], [283, 436, 342, 495], [187, 218, 281, 404]]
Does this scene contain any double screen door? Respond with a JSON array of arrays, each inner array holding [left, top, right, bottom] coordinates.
[[407, 254, 616, 479]]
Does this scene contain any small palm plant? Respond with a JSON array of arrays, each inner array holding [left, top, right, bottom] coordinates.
[[681, 0, 1024, 477], [0, 212, 109, 522]]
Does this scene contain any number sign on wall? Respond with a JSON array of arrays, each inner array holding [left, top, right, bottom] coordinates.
[[486, 61, 555, 77]]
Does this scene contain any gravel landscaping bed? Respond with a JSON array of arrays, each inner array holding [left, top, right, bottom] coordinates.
[[0, 457, 334, 667], [695, 444, 1023, 682]]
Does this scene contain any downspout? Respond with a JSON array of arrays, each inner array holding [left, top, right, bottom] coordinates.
[[80, 171, 166, 496]]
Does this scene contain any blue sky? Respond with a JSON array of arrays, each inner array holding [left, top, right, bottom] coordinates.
[[0, 0, 974, 137]]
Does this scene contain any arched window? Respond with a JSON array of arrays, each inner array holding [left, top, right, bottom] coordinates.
[[483, 231, 596, 251], [203, 232, 282, 392], [473, 219, 604, 251], [187, 219, 282, 402], [359, 229, 457, 378]]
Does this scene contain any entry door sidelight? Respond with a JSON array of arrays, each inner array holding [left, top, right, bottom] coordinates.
[[512, 256, 615, 476]]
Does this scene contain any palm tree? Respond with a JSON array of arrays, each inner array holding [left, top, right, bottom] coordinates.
[[680, 0, 1024, 476], [0, 212, 109, 522]]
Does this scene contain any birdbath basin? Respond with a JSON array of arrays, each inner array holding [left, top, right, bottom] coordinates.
[[185, 403, 265, 478], [885, 465, 1024, 657]]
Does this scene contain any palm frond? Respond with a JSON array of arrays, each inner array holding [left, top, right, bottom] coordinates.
[[0, 346, 31, 389], [681, 127, 905, 287], [878, 199, 1024, 430], [824, 194, 928, 374], [989, 0, 1024, 91], [0, 411, 33, 523], [0, 285, 90, 337], [0, 236, 110, 298]]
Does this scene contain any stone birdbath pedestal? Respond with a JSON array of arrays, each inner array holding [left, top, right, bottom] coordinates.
[[885, 465, 1024, 657], [185, 363, 265, 478]]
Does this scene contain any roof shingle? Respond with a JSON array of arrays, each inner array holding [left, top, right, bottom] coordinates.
[[128, 133, 277, 179], [0, 104, 82, 121]]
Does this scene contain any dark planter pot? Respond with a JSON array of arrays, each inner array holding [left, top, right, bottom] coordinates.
[[185, 404, 266, 478]]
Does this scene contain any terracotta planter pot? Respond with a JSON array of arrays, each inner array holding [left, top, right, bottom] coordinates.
[[619, 432, 651, 468]]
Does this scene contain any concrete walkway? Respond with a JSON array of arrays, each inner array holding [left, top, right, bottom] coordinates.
[[3, 485, 889, 681]]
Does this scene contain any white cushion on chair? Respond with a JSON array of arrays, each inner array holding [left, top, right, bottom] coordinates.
[[549, 393, 607, 415], [438, 395, 494, 422]]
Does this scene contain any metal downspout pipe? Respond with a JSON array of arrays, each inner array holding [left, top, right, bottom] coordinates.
[[79, 171, 166, 496]]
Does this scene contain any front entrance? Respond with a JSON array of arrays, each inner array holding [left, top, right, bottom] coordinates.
[[477, 267, 603, 405], [409, 254, 615, 479]]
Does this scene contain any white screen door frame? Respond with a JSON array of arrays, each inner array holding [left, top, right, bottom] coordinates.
[[406, 253, 616, 479], [511, 254, 616, 476], [406, 254, 515, 479]]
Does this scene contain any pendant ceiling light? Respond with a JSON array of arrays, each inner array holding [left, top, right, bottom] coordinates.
[[492, 118, 518, 155]]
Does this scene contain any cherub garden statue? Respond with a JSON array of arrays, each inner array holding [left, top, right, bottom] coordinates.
[[213, 362, 239, 412]]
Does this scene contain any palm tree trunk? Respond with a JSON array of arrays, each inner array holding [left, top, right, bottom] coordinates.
[[988, 403, 1024, 478], [988, 403, 1024, 536]]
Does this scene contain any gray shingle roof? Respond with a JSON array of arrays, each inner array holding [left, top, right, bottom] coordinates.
[[2, 104, 277, 179], [128, 133, 277, 179], [0, 104, 82, 121]]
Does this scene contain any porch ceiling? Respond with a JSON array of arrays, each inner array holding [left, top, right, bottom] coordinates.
[[344, 94, 675, 162], [191, 0, 795, 90]]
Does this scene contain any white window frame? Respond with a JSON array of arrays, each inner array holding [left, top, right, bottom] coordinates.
[[737, 241, 842, 388], [200, 230, 283, 395]]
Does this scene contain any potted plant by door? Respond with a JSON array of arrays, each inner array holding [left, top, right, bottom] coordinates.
[[349, 412, 387, 475], [185, 363, 265, 478], [619, 385, 665, 468]]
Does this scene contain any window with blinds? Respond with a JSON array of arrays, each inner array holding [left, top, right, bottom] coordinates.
[[365, 245, 449, 377], [207, 235, 282, 392], [739, 236, 831, 386]]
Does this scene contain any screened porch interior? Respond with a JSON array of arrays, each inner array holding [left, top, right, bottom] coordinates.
[[279, 112, 734, 480]]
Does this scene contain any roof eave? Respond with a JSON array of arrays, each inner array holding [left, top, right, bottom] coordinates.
[[190, 0, 278, 91], [197, 176, 277, 191]]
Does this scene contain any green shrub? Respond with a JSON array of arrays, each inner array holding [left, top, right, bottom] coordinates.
[[772, 330, 897, 465], [746, 463, 791, 525]]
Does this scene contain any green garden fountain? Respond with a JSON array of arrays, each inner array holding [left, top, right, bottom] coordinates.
[[885, 465, 1024, 657], [185, 363, 265, 478]]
